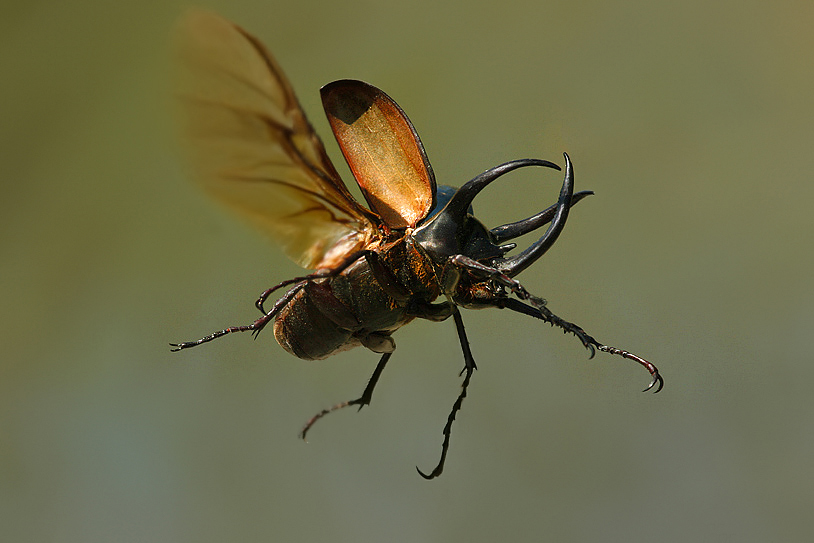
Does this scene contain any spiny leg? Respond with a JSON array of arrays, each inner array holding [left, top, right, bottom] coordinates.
[[501, 298, 663, 393], [170, 282, 306, 351], [448, 255, 662, 391], [417, 307, 475, 480], [300, 351, 393, 440], [255, 249, 375, 314]]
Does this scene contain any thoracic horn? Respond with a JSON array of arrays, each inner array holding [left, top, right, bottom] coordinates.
[[442, 159, 561, 222]]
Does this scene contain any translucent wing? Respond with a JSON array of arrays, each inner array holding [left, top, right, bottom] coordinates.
[[173, 10, 377, 269]]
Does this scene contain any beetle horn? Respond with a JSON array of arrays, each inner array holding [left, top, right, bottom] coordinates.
[[490, 189, 593, 243], [495, 152, 574, 277], [443, 159, 561, 220]]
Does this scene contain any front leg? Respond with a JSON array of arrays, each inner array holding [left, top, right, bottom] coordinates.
[[446, 255, 663, 393], [499, 298, 663, 393]]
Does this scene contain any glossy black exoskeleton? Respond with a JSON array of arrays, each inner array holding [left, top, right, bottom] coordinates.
[[171, 10, 662, 479]]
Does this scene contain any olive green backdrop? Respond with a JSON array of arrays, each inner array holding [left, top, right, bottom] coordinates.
[[2, 1, 812, 541]]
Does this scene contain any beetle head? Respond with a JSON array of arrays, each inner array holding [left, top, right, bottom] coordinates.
[[414, 157, 569, 274]]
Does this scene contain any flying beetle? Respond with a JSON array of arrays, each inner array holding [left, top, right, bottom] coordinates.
[[171, 10, 663, 479]]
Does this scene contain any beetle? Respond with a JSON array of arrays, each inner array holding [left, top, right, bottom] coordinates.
[[170, 10, 663, 479]]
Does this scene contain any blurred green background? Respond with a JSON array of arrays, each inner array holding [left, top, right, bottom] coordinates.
[[2, 0, 812, 541]]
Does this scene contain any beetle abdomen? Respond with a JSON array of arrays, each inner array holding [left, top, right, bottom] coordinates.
[[273, 255, 421, 360], [273, 288, 360, 360]]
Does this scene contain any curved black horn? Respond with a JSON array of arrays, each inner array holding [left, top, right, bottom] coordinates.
[[491, 189, 593, 243], [443, 159, 560, 220], [496, 152, 574, 277]]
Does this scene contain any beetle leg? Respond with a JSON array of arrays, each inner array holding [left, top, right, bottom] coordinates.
[[256, 249, 375, 314], [497, 298, 663, 393], [417, 307, 475, 480], [490, 190, 593, 243], [300, 351, 393, 440], [171, 282, 307, 351], [448, 252, 664, 392]]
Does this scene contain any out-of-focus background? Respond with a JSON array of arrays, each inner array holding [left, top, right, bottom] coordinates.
[[2, 1, 812, 541]]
